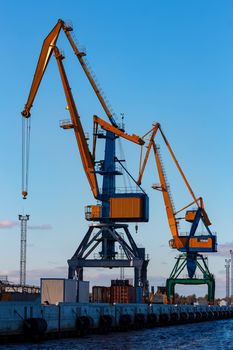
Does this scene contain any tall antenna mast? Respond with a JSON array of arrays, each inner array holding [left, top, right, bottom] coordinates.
[[19, 214, 30, 286], [230, 250, 233, 298], [225, 258, 231, 299]]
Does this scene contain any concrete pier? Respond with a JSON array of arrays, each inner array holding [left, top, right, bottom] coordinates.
[[0, 302, 232, 343]]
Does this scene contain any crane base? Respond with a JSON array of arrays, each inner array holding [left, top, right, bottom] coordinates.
[[67, 223, 149, 289], [166, 253, 215, 304]]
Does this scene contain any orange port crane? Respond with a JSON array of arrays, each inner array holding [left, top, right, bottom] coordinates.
[[21, 19, 147, 223], [21, 19, 110, 200], [137, 123, 216, 253], [21, 19, 150, 289], [136, 122, 217, 303]]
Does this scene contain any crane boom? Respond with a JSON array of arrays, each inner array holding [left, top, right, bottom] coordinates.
[[54, 47, 98, 198], [93, 115, 144, 145], [136, 123, 216, 253], [21, 18, 122, 199], [64, 30, 118, 128], [21, 20, 99, 198], [158, 126, 199, 208], [22, 19, 118, 128], [137, 123, 160, 185], [152, 142, 184, 249], [22, 20, 64, 117], [21, 19, 149, 222]]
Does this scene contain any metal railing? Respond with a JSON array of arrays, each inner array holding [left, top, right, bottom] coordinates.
[[98, 186, 142, 194], [59, 119, 72, 127]]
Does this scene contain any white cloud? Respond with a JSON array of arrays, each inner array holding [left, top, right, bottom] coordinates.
[[216, 242, 233, 257], [0, 220, 52, 230], [28, 224, 52, 230], [0, 220, 18, 228]]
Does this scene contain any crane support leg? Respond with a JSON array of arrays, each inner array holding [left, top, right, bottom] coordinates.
[[166, 253, 215, 304], [67, 223, 149, 290]]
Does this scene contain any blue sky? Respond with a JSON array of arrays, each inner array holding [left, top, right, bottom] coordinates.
[[0, 0, 233, 298]]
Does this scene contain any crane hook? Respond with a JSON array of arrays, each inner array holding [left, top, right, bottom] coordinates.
[[22, 191, 28, 200]]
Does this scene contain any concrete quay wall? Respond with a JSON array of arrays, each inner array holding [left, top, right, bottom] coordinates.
[[0, 302, 232, 342]]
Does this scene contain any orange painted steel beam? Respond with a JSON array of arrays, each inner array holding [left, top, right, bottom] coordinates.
[[137, 123, 160, 185], [153, 142, 183, 249], [158, 125, 200, 208], [22, 20, 65, 117], [93, 115, 144, 145], [54, 47, 98, 198], [21, 19, 99, 199]]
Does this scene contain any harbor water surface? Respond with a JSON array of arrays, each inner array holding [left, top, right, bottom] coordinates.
[[2, 319, 233, 350]]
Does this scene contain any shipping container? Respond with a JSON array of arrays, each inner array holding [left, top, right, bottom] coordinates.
[[41, 278, 78, 304], [110, 285, 135, 304], [92, 286, 110, 303], [78, 281, 90, 303]]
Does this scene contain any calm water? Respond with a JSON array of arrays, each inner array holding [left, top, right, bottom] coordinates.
[[2, 320, 233, 350]]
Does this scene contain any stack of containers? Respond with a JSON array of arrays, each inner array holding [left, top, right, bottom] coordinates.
[[110, 280, 135, 304], [92, 286, 110, 303]]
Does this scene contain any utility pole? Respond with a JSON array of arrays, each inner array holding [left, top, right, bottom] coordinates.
[[225, 258, 231, 299], [230, 250, 233, 297], [19, 215, 30, 286]]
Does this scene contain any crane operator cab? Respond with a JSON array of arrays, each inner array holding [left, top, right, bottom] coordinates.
[[169, 207, 217, 253]]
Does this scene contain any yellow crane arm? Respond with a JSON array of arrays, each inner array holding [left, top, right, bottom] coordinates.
[[21, 18, 116, 127], [137, 123, 200, 208], [21, 19, 99, 199], [20, 18, 124, 200], [152, 142, 184, 249], [158, 125, 200, 208], [136, 123, 210, 249], [21, 20, 65, 117], [93, 115, 144, 145], [54, 47, 98, 198], [137, 123, 160, 185], [64, 30, 118, 128]]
